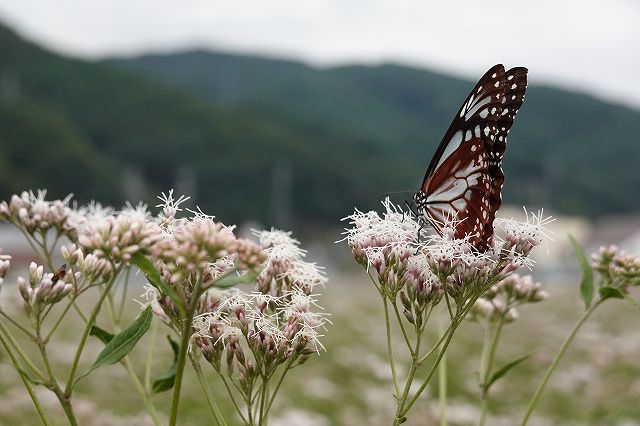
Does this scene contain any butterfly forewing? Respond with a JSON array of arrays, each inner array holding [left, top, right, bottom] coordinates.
[[416, 64, 528, 251], [423, 64, 506, 181]]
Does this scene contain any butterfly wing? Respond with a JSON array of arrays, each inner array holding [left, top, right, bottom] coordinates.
[[417, 65, 528, 251]]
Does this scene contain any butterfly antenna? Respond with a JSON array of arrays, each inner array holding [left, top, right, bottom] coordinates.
[[376, 189, 415, 201]]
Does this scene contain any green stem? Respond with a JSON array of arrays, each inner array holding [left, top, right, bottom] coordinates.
[[383, 296, 401, 397], [391, 300, 415, 355], [0, 331, 52, 426], [521, 299, 603, 425], [17, 228, 48, 267], [37, 334, 78, 426], [258, 379, 269, 426], [71, 300, 89, 322], [478, 317, 504, 426], [0, 309, 37, 339], [215, 365, 248, 424], [0, 320, 47, 380], [64, 273, 119, 397], [400, 318, 459, 418], [118, 267, 131, 322], [122, 356, 163, 426], [418, 323, 453, 366], [393, 331, 423, 425], [104, 288, 162, 426], [191, 356, 227, 426], [169, 275, 203, 426], [263, 356, 295, 419], [44, 296, 77, 343], [144, 317, 158, 393], [438, 318, 447, 426]]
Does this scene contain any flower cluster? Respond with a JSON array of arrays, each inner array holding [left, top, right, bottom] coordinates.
[[18, 262, 77, 317], [0, 190, 76, 241], [77, 207, 162, 263], [186, 229, 328, 405], [592, 245, 640, 291], [342, 199, 550, 310], [192, 289, 327, 387], [469, 274, 548, 325], [61, 244, 116, 287], [254, 229, 328, 296]]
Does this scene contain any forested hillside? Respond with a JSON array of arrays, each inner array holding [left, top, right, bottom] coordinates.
[[2, 21, 639, 231]]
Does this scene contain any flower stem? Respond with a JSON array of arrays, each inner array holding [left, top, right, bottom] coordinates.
[[438, 317, 447, 426], [0, 319, 47, 381], [122, 356, 163, 426], [104, 290, 162, 426], [521, 299, 603, 425], [215, 365, 248, 424], [191, 356, 227, 426], [393, 332, 423, 425], [400, 318, 459, 418], [478, 317, 504, 426], [382, 296, 401, 397], [391, 300, 415, 355], [64, 273, 119, 397], [0, 330, 52, 426], [262, 355, 296, 423], [44, 296, 77, 343], [144, 317, 158, 393], [169, 275, 203, 426]]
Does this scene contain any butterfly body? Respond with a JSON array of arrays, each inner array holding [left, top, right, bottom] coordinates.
[[414, 64, 528, 251]]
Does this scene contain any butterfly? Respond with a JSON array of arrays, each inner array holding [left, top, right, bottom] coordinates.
[[411, 64, 528, 252]]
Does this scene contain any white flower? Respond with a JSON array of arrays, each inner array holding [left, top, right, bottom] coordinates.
[[156, 190, 190, 221], [341, 198, 419, 266]]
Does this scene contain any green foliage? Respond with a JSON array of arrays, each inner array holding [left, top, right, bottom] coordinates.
[[569, 235, 594, 309], [152, 335, 180, 393], [89, 325, 115, 345], [76, 306, 152, 384], [484, 353, 532, 389], [2, 23, 640, 227]]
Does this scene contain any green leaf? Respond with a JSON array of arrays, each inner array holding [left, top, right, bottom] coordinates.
[[152, 335, 180, 393], [569, 235, 594, 310], [130, 252, 182, 309], [211, 270, 259, 289], [89, 325, 115, 344], [75, 306, 152, 384], [599, 286, 625, 300], [485, 353, 532, 389]]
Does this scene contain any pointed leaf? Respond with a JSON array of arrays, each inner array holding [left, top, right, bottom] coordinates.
[[569, 235, 594, 309], [130, 252, 162, 287], [130, 252, 184, 313], [75, 306, 152, 384], [90, 325, 115, 344], [599, 286, 624, 300], [211, 270, 258, 289], [152, 335, 180, 393], [485, 353, 532, 389]]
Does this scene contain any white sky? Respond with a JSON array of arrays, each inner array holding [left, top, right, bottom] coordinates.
[[0, 0, 638, 109]]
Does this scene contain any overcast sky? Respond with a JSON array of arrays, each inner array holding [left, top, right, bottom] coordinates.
[[0, 0, 638, 109]]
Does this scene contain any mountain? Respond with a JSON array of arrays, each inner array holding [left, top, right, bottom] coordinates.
[[2, 21, 639, 231], [0, 24, 365, 227], [107, 50, 640, 217]]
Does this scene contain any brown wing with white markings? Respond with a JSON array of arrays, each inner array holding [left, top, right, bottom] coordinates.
[[415, 65, 528, 251]]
